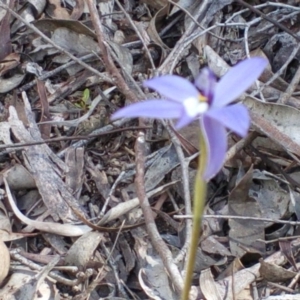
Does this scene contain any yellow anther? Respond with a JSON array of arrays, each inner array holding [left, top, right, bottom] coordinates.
[[198, 94, 207, 102]]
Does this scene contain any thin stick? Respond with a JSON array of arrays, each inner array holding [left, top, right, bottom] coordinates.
[[0, 126, 150, 150]]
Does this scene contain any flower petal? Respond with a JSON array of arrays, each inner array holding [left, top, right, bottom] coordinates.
[[204, 104, 250, 137], [194, 68, 216, 103], [213, 57, 268, 107], [111, 100, 182, 120], [143, 75, 199, 102], [175, 111, 195, 129], [201, 115, 227, 181]]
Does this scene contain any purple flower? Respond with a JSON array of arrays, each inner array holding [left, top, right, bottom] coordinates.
[[111, 58, 267, 180]]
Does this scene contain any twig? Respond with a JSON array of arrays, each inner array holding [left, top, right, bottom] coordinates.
[[175, 213, 300, 225], [0, 126, 150, 150], [267, 282, 295, 294], [227, 2, 300, 25], [134, 131, 183, 295]]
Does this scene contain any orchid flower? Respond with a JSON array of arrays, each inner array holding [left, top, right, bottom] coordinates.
[[111, 57, 267, 180]]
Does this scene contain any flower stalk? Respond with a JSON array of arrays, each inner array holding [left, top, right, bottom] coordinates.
[[181, 132, 207, 300]]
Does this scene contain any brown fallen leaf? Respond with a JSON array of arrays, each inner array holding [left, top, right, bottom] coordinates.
[[200, 268, 222, 300], [65, 231, 104, 270], [244, 96, 300, 156], [259, 258, 297, 282]]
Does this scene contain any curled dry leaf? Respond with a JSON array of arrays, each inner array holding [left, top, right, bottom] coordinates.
[[216, 257, 244, 281], [194, 247, 225, 272], [251, 170, 292, 222], [201, 236, 232, 257], [45, 0, 72, 19], [243, 96, 300, 156], [65, 231, 104, 269], [138, 254, 177, 300], [5, 164, 36, 190], [259, 258, 297, 282], [0, 53, 20, 76], [0, 74, 25, 93], [27, 0, 47, 17], [215, 251, 285, 299], [4, 176, 92, 237], [0, 196, 37, 242], [147, 5, 170, 50], [199, 268, 222, 300], [51, 27, 99, 56]]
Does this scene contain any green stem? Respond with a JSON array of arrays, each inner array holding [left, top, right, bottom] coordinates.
[[181, 133, 208, 300]]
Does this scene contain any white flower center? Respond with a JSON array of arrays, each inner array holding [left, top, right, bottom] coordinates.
[[183, 97, 209, 117]]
